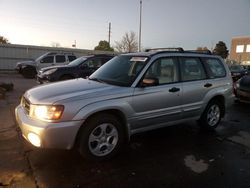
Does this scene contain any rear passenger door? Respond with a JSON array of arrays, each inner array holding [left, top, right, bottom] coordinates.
[[180, 57, 209, 119], [55, 55, 67, 65]]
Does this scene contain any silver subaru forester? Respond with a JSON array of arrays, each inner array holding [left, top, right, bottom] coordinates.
[[15, 48, 234, 160]]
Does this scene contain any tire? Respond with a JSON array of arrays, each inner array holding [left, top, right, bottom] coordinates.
[[78, 113, 125, 161], [60, 75, 74, 81], [199, 100, 223, 131], [22, 66, 37, 79]]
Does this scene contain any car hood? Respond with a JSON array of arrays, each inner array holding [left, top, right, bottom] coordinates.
[[17, 60, 35, 66], [24, 78, 131, 104]]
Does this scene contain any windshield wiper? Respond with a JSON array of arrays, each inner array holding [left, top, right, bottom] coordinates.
[[88, 77, 106, 84]]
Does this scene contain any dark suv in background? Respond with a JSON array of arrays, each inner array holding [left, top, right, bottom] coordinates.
[[36, 54, 114, 83], [229, 64, 248, 81]]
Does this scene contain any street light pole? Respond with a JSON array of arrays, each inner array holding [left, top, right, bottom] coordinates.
[[139, 0, 142, 52]]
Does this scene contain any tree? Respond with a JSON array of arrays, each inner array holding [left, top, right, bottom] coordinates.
[[196, 47, 209, 51], [212, 41, 229, 59], [115, 31, 138, 53], [94, 40, 114, 51], [0, 36, 10, 44]]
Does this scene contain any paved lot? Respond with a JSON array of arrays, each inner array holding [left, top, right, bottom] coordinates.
[[1, 73, 250, 188]]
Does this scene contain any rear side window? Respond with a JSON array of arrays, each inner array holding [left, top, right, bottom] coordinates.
[[180, 57, 206, 81], [56, 55, 66, 63], [203, 58, 226, 78]]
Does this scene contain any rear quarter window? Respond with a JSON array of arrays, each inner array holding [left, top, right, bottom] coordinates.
[[202, 58, 226, 78]]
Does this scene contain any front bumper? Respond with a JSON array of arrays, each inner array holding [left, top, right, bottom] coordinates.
[[36, 74, 52, 84], [15, 105, 84, 149]]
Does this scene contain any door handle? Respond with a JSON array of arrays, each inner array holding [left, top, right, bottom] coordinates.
[[169, 87, 180, 92], [204, 83, 212, 88]]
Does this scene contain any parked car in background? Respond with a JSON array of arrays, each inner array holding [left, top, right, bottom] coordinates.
[[228, 64, 248, 81], [243, 65, 250, 73], [15, 48, 233, 160], [15, 52, 76, 78], [234, 75, 250, 103], [36, 54, 114, 84]]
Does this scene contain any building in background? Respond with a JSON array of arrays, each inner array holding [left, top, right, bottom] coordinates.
[[230, 36, 250, 65]]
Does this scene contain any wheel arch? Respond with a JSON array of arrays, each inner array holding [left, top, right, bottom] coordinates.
[[205, 95, 225, 117], [74, 109, 129, 148]]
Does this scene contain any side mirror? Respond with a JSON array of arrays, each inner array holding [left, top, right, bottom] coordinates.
[[141, 77, 159, 87]]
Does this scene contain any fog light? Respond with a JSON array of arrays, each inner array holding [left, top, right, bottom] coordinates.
[[27, 133, 41, 147]]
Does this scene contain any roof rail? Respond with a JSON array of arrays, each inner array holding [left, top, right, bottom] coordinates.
[[48, 51, 75, 55], [145, 47, 184, 52], [185, 50, 212, 55]]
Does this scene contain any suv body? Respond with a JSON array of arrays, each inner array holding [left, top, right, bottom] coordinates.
[[15, 48, 234, 160], [36, 54, 114, 84], [15, 52, 76, 78]]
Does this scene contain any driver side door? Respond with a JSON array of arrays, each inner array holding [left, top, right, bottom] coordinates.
[[130, 57, 182, 131]]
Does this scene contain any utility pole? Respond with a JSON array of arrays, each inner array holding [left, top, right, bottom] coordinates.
[[139, 0, 142, 52], [108, 22, 111, 46], [72, 40, 76, 48]]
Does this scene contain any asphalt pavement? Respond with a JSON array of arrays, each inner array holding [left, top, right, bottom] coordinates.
[[0, 73, 250, 188]]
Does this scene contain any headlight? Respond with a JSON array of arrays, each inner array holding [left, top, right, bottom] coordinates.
[[44, 68, 57, 75], [30, 104, 64, 121]]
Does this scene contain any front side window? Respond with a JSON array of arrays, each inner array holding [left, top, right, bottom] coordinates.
[[56, 55, 66, 63], [180, 57, 206, 81], [203, 58, 226, 78], [40, 56, 54, 64], [144, 57, 179, 85], [87, 58, 103, 68]]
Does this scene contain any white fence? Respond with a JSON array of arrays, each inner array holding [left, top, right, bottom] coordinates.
[[0, 44, 114, 71]]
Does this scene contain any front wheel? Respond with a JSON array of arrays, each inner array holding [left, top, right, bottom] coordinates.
[[22, 66, 37, 79], [199, 100, 223, 131], [78, 113, 125, 160]]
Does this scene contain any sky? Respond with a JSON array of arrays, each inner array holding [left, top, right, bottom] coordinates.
[[0, 0, 250, 51]]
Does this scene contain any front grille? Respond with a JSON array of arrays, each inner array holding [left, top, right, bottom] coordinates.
[[21, 96, 30, 114]]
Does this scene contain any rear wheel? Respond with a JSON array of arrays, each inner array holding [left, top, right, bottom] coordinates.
[[78, 113, 125, 160], [199, 100, 223, 131]]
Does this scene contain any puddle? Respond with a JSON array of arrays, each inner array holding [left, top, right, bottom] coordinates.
[[184, 155, 208, 173]]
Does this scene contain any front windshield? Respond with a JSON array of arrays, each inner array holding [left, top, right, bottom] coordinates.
[[35, 53, 48, 62], [89, 55, 148, 87], [68, 57, 87, 66]]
